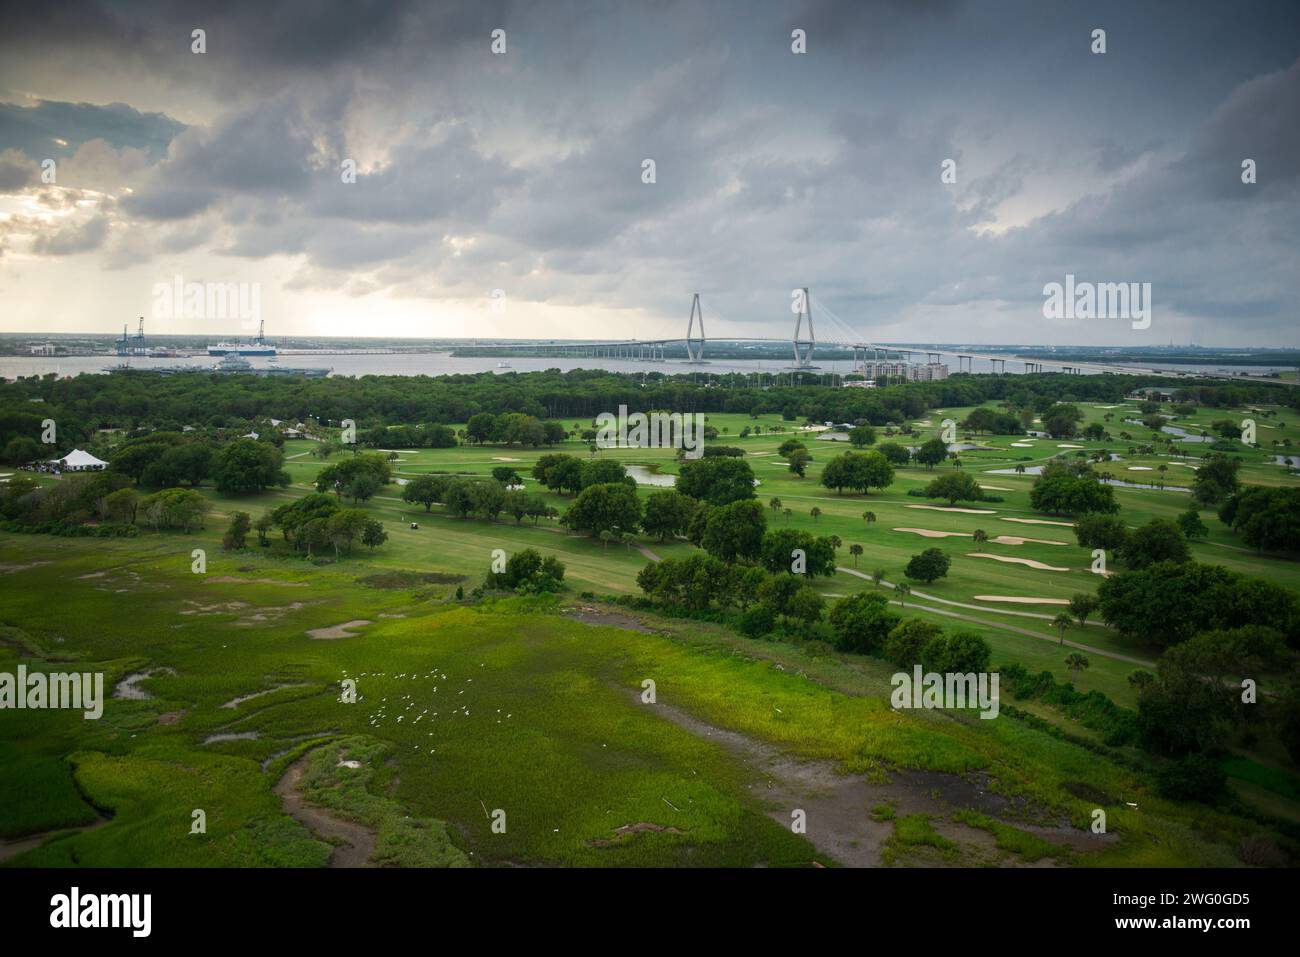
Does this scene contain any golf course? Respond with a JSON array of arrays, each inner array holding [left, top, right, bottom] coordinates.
[[2, 371, 1299, 868]]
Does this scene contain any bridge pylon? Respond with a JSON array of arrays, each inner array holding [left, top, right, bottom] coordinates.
[[685, 293, 707, 363], [792, 287, 815, 369]]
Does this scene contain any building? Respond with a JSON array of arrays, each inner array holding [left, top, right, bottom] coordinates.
[[29, 342, 56, 356], [854, 361, 948, 382]]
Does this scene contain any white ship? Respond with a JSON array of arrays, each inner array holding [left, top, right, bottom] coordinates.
[[207, 319, 277, 356]]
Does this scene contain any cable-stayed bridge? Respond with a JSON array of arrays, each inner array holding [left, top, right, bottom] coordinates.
[[465, 291, 1270, 381]]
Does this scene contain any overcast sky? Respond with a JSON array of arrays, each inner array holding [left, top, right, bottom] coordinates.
[[0, 0, 1296, 346]]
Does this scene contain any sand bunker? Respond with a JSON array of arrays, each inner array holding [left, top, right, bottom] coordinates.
[[894, 527, 970, 538], [1001, 517, 1075, 527], [974, 596, 1070, 605], [981, 485, 1013, 491], [905, 504, 997, 514], [307, 620, 373, 640], [1010, 442, 1035, 448], [1126, 466, 1152, 472], [491, 457, 521, 462], [1056, 444, 1084, 449], [990, 536, 1069, 546], [967, 553, 1069, 571]]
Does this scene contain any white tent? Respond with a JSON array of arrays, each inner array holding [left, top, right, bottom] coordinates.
[[52, 449, 108, 471]]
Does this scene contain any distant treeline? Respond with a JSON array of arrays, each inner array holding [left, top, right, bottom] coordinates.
[[1, 367, 1295, 454]]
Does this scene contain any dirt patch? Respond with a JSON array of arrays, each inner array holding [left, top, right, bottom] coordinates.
[[234, 601, 316, 625], [275, 752, 378, 867], [564, 605, 656, 634], [157, 710, 187, 725], [307, 620, 373, 640], [967, 553, 1069, 572], [0, 561, 51, 573], [644, 697, 1063, 867], [0, 813, 111, 865], [180, 599, 250, 615], [588, 822, 686, 847]]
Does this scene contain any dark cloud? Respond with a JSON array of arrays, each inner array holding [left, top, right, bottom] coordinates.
[[0, 0, 1297, 344], [0, 100, 183, 161], [31, 214, 110, 256]]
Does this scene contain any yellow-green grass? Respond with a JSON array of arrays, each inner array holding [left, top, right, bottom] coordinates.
[[0, 533, 1289, 868]]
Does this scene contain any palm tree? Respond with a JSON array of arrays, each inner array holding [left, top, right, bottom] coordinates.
[[1014, 463, 1026, 475], [872, 568, 886, 588], [1052, 612, 1073, 645], [896, 582, 911, 607], [1157, 463, 1168, 489], [769, 496, 782, 512], [828, 534, 842, 549], [1064, 652, 1090, 672], [810, 506, 822, 522], [599, 529, 614, 552], [782, 507, 793, 524], [849, 544, 863, 567], [972, 529, 988, 544], [862, 510, 876, 525]]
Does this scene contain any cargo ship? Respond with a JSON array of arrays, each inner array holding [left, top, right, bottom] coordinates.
[[207, 320, 278, 356]]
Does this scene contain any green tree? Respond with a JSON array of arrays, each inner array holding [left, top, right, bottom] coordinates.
[[701, 499, 768, 563], [924, 471, 984, 505], [560, 482, 643, 538], [1191, 454, 1242, 505], [361, 519, 387, 550], [222, 511, 251, 550], [1052, 612, 1073, 645], [1119, 518, 1190, 569], [904, 548, 950, 583], [883, 618, 943, 667], [403, 475, 447, 512], [1068, 593, 1098, 627], [213, 439, 290, 495], [677, 456, 757, 506], [914, 438, 948, 470], [820, 450, 894, 495], [921, 630, 991, 673], [828, 592, 900, 654]]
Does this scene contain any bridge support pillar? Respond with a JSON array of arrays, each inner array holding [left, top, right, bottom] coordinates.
[[685, 293, 706, 363], [792, 287, 815, 368]]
